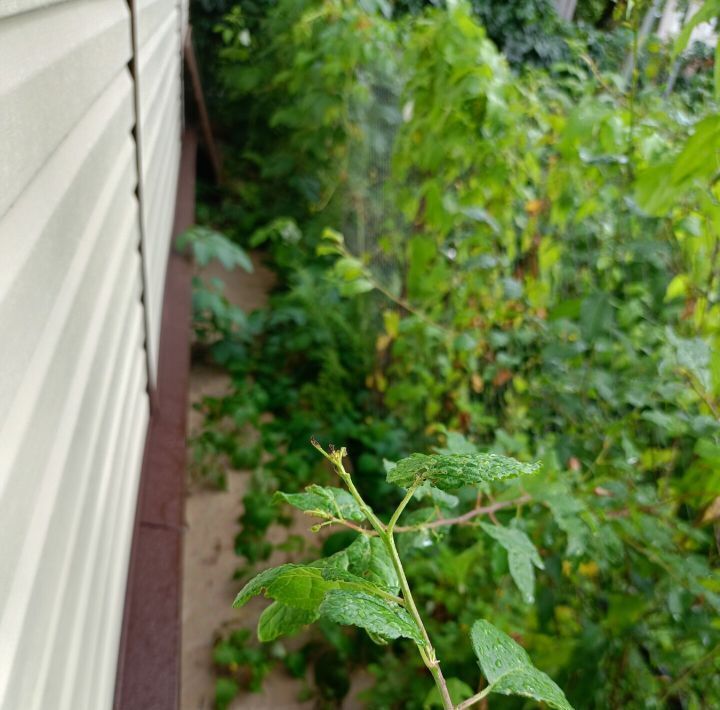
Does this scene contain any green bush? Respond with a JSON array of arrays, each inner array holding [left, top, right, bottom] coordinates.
[[191, 1, 720, 707]]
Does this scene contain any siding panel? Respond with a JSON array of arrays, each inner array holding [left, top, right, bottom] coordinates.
[[21, 280, 144, 710], [134, 0, 183, 381], [0, 0, 133, 216], [0, 0, 167, 707], [0, 71, 135, 443]]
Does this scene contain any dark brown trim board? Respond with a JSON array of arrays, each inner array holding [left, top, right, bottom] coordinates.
[[184, 25, 223, 184], [114, 129, 197, 710]]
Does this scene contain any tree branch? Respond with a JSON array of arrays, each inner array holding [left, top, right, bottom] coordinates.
[[394, 495, 532, 533]]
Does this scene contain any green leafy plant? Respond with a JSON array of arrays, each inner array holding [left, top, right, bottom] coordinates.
[[233, 440, 572, 710], [212, 627, 312, 708], [178, 225, 253, 376], [188, 1, 720, 706]]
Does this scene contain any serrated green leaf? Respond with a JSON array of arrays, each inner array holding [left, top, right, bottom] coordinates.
[[319, 565, 392, 597], [387, 452, 540, 491], [343, 534, 371, 569], [233, 564, 334, 611], [541, 487, 589, 557], [235, 559, 399, 616], [274, 485, 365, 522], [233, 564, 296, 608], [264, 567, 337, 610], [471, 620, 573, 710], [340, 278, 374, 296], [319, 590, 424, 644], [321, 227, 344, 244], [507, 551, 536, 604], [673, 0, 720, 57], [366, 629, 391, 645], [257, 602, 318, 641], [313, 548, 351, 571], [415, 482, 460, 508], [316, 242, 343, 256], [472, 619, 531, 682], [634, 161, 679, 216], [334, 256, 367, 281], [636, 115, 720, 216], [435, 431, 479, 455], [672, 115, 720, 186], [336, 535, 400, 594], [491, 668, 573, 709], [480, 523, 544, 603], [365, 537, 400, 593]]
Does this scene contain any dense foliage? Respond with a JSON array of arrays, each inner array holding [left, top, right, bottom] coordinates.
[[234, 443, 571, 710], [188, 1, 720, 707]]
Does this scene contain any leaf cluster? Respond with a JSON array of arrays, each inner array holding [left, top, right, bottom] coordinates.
[[188, 1, 720, 707]]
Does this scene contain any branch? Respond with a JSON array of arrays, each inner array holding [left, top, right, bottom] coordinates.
[[394, 495, 532, 533], [316, 515, 375, 535], [579, 52, 627, 104], [333, 243, 459, 337], [456, 685, 492, 709], [387, 482, 421, 533], [370, 278, 459, 338], [681, 368, 719, 420], [312, 495, 532, 536], [660, 643, 720, 701]]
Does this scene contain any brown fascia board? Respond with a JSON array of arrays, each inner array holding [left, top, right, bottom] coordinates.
[[114, 129, 197, 710]]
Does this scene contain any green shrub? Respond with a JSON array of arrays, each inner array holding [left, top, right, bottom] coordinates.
[[189, 1, 720, 706]]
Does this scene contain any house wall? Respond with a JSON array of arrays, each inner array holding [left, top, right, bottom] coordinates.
[[0, 1, 187, 708], [133, 0, 184, 378], [658, 0, 718, 46]]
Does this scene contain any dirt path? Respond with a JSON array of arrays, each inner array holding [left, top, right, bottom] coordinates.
[[181, 254, 314, 710], [180, 253, 374, 710]]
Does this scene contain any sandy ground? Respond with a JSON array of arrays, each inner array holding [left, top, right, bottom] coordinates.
[[181, 257, 370, 710], [180, 252, 311, 710], [180, 255, 371, 709]]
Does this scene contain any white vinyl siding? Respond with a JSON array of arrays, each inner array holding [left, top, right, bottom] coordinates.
[[0, 0, 188, 707], [134, 0, 184, 381]]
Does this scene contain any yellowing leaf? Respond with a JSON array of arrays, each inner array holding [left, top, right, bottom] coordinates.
[[383, 310, 400, 338], [376, 334, 392, 352], [701, 496, 720, 524], [578, 561, 599, 578], [525, 199, 544, 216], [665, 274, 689, 301]]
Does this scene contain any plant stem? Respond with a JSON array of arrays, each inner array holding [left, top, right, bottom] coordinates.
[[384, 528, 454, 709], [456, 685, 491, 709], [395, 495, 531, 532], [336, 243, 458, 337], [387, 483, 420, 533], [681, 368, 719, 419], [660, 643, 720, 701], [319, 496, 533, 540], [337, 462, 387, 535], [326, 446, 454, 709]]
